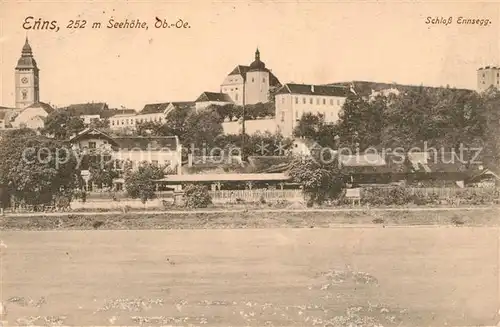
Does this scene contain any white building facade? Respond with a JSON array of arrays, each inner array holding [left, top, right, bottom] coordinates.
[[274, 83, 350, 137]]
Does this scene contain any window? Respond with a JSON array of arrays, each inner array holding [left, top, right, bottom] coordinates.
[[252, 78, 255, 82], [323, 98, 326, 105], [89, 142, 96, 149], [235, 93, 239, 101], [231, 88, 233, 91], [112, 121, 115, 126], [303, 97, 306, 104], [309, 98, 313, 104], [21, 89, 27, 100], [316, 98, 320, 105], [295, 97, 298, 104], [263, 78, 266, 83], [295, 111, 298, 119], [282, 97, 285, 104], [483, 73, 485, 77], [121, 120, 124, 125], [280, 111, 285, 122], [337, 99, 341, 105]]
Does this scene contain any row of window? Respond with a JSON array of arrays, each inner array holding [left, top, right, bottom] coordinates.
[[110, 116, 164, 126], [279, 109, 337, 122], [280, 96, 343, 106], [482, 73, 500, 77]]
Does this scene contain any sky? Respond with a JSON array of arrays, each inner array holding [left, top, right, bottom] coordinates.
[[0, 1, 499, 110]]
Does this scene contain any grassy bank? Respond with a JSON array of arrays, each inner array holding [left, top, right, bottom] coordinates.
[[1, 207, 499, 230]]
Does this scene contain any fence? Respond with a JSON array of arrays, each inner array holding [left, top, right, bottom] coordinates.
[[209, 189, 303, 203], [86, 191, 174, 200]]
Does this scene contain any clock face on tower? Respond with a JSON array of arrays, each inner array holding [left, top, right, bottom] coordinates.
[[21, 77, 28, 84]]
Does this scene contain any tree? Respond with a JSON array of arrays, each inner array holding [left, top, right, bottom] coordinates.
[[183, 110, 224, 149], [42, 109, 85, 140], [88, 118, 110, 130], [0, 129, 81, 206], [288, 154, 344, 205], [293, 113, 325, 140], [157, 107, 191, 140], [124, 162, 165, 204], [89, 161, 119, 190], [336, 92, 385, 150], [183, 184, 212, 208], [136, 121, 164, 136]]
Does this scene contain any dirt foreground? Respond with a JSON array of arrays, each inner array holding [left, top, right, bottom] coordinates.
[[1, 207, 499, 230]]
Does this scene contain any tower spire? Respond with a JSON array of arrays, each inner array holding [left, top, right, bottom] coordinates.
[[255, 47, 260, 61]]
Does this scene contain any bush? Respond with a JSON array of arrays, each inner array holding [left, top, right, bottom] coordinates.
[[411, 192, 440, 205], [183, 184, 212, 208]]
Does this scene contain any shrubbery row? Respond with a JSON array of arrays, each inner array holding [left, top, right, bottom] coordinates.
[[344, 187, 500, 206]]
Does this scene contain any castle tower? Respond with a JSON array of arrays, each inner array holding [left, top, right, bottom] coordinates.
[[477, 65, 500, 93], [15, 37, 40, 108], [245, 48, 270, 105]]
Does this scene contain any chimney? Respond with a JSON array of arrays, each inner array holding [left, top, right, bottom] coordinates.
[[311, 85, 315, 93]]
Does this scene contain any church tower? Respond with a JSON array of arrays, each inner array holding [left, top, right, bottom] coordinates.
[[15, 37, 40, 108]]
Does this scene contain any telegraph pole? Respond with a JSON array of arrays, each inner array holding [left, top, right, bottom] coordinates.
[[241, 79, 247, 162]]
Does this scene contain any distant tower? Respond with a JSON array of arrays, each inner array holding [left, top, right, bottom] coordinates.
[[477, 65, 500, 93], [15, 37, 40, 108]]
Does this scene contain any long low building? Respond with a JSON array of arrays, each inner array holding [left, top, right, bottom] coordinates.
[[155, 173, 292, 191]]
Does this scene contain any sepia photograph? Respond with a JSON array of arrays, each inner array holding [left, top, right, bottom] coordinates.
[[0, 0, 499, 326]]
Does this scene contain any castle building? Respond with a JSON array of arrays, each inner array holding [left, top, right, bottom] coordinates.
[[220, 49, 281, 106], [274, 83, 351, 137], [15, 38, 40, 109], [477, 66, 500, 92]]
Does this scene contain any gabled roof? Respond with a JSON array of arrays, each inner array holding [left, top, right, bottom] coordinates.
[[276, 83, 350, 97], [229, 65, 250, 76], [69, 128, 118, 145], [140, 103, 171, 114], [407, 151, 470, 173], [196, 92, 233, 103], [23, 102, 54, 114], [63, 102, 108, 116], [340, 153, 386, 167], [169, 101, 196, 111], [113, 136, 179, 151]]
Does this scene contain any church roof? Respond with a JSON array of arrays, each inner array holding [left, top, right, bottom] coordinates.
[[195, 92, 233, 103], [23, 101, 54, 114], [16, 38, 38, 70]]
